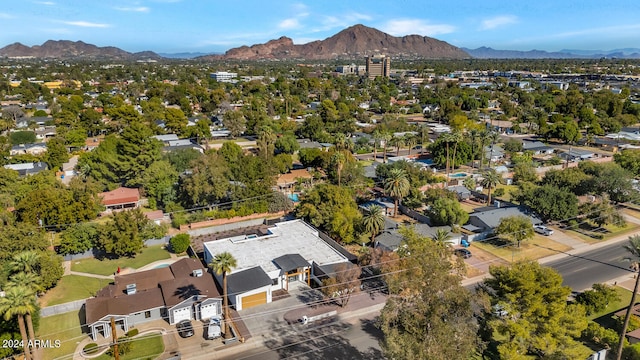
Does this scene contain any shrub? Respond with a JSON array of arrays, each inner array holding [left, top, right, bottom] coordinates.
[[582, 322, 620, 349], [622, 341, 640, 359], [171, 213, 188, 229], [575, 283, 620, 315], [107, 337, 132, 356], [169, 234, 190, 254], [493, 188, 505, 197], [83, 343, 99, 355], [126, 328, 139, 337]]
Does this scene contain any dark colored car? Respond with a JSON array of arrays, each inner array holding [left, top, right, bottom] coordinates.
[[177, 320, 194, 338], [454, 248, 472, 259]]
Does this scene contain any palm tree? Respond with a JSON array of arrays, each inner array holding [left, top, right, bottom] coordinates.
[[420, 125, 429, 155], [0, 285, 37, 360], [468, 129, 480, 170], [390, 136, 404, 157], [10, 251, 40, 274], [362, 204, 385, 244], [404, 134, 417, 156], [439, 132, 455, 179], [372, 130, 381, 161], [449, 131, 463, 175], [480, 169, 502, 205], [381, 132, 392, 163], [384, 169, 410, 218], [209, 252, 238, 340], [331, 151, 346, 186], [479, 129, 490, 169], [334, 132, 353, 153], [616, 235, 640, 360], [431, 229, 452, 244]]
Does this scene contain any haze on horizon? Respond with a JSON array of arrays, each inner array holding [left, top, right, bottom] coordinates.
[[2, 0, 639, 54]]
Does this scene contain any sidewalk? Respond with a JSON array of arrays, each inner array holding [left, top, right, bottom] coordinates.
[[462, 223, 638, 287]]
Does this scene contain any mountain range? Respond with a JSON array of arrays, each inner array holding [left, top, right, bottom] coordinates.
[[1, 25, 639, 60], [462, 46, 640, 59]]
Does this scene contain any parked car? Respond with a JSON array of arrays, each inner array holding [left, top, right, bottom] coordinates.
[[207, 316, 222, 339], [534, 225, 554, 236], [454, 248, 472, 259], [177, 320, 194, 338]]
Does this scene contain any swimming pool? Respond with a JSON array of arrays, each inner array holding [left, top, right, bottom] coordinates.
[[154, 263, 170, 269], [288, 193, 300, 202], [449, 172, 468, 178]]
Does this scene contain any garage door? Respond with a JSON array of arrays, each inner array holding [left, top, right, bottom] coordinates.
[[242, 292, 267, 309], [172, 307, 192, 324]]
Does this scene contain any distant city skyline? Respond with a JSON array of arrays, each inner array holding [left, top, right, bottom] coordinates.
[[2, 0, 639, 54]]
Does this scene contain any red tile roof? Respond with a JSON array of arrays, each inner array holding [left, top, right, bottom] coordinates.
[[100, 187, 140, 206]]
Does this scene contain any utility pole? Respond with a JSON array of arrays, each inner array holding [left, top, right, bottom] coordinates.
[[110, 317, 120, 360]]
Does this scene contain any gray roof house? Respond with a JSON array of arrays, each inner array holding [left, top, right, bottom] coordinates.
[[464, 206, 542, 241], [522, 140, 555, 155], [3, 162, 48, 176], [374, 218, 462, 251], [85, 258, 221, 340], [447, 185, 471, 200]]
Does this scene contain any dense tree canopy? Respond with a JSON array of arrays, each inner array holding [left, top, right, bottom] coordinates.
[[379, 227, 479, 359], [295, 184, 361, 243], [480, 260, 589, 359]]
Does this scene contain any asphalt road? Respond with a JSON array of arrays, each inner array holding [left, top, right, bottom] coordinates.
[[545, 241, 634, 292], [214, 312, 384, 360]]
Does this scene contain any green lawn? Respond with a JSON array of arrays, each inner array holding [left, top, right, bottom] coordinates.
[[590, 287, 634, 328], [39, 275, 113, 307], [70, 245, 170, 276], [94, 333, 164, 360], [472, 234, 571, 262], [568, 222, 640, 244], [37, 311, 84, 360]]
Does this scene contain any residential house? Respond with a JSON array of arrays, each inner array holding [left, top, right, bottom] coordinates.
[[447, 185, 471, 201], [34, 126, 56, 140], [3, 162, 48, 176], [85, 258, 222, 339], [360, 198, 396, 217], [84, 136, 104, 151], [202, 219, 355, 311], [484, 145, 505, 163], [99, 187, 141, 211], [374, 218, 462, 251], [558, 148, 596, 162], [10, 143, 47, 156], [275, 169, 313, 193], [163, 139, 204, 154], [522, 140, 555, 155], [464, 206, 542, 241]]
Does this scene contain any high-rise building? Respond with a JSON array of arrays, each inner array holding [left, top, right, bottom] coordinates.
[[365, 54, 390, 79]]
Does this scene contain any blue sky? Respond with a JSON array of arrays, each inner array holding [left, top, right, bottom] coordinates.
[[2, 0, 639, 54]]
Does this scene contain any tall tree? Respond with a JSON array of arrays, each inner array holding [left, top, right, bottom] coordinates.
[[481, 260, 589, 359], [379, 226, 478, 359], [616, 235, 640, 360], [223, 110, 246, 138], [0, 285, 36, 360], [321, 263, 360, 307], [209, 252, 237, 340], [480, 169, 503, 205], [495, 215, 535, 248], [384, 168, 410, 218], [362, 204, 385, 244]]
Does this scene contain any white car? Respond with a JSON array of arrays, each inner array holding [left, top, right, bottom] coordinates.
[[534, 225, 553, 236], [207, 316, 222, 340]]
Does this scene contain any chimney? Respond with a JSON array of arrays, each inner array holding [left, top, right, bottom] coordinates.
[[192, 269, 203, 277], [126, 284, 137, 295]]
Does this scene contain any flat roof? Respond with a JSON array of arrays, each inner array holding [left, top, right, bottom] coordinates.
[[203, 219, 350, 274]]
